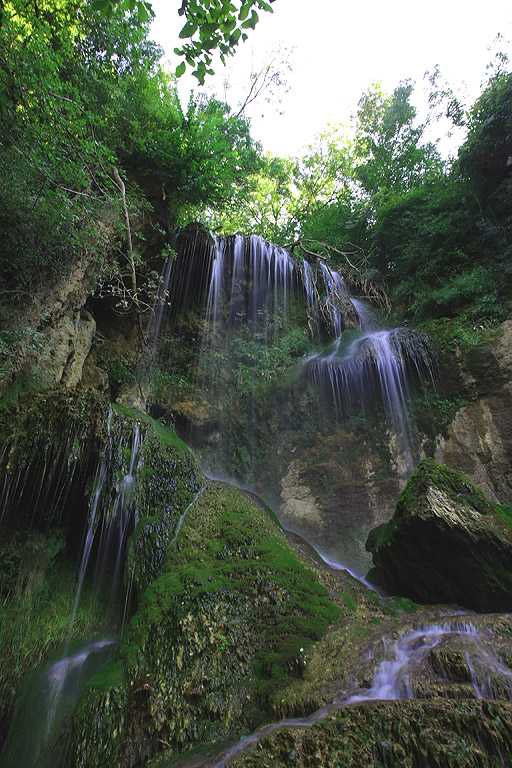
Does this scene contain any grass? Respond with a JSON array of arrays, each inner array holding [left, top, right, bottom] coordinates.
[[0, 551, 106, 714]]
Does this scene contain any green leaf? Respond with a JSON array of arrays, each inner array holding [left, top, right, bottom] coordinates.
[[220, 17, 236, 33], [91, 0, 111, 10], [179, 20, 199, 38], [136, 1, 151, 22], [201, 21, 218, 36], [241, 10, 258, 29], [238, 2, 251, 21], [193, 69, 206, 85], [175, 61, 186, 77]]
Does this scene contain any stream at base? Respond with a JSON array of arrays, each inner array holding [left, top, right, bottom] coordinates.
[[207, 618, 512, 767]]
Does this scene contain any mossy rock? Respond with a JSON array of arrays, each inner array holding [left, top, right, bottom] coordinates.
[[72, 483, 340, 767], [226, 699, 512, 768], [0, 388, 204, 736], [366, 458, 512, 611]]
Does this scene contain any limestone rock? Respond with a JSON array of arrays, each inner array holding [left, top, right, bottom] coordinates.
[[280, 461, 324, 530], [429, 320, 512, 507], [366, 458, 512, 611], [35, 309, 97, 387]]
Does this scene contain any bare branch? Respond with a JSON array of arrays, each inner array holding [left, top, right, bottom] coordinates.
[[288, 237, 391, 315]]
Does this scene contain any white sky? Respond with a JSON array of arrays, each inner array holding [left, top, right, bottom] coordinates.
[[150, 0, 512, 157]]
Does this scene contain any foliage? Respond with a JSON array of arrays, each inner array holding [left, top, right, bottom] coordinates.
[[0, 0, 263, 323], [107, 363, 134, 396], [89, 0, 276, 84], [458, 70, 512, 203], [209, 126, 355, 244], [202, 307, 310, 396], [207, 153, 296, 241], [0, 531, 105, 713], [173, 0, 276, 84], [354, 81, 443, 198]]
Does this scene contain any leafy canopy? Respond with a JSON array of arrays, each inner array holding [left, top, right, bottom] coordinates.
[[89, 0, 276, 84], [0, 0, 262, 310]]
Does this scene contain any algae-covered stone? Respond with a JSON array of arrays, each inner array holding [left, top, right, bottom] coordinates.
[[226, 699, 512, 768], [366, 458, 512, 611], [72, 483, 340, 768]]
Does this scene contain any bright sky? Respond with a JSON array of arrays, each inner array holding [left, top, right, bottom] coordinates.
[[150, 0, 512, 157]]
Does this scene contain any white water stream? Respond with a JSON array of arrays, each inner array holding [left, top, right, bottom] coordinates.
[[210, 619, 512, 767], [0, 638, 116, 768]]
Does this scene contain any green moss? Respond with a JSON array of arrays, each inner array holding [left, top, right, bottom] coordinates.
[[0, 375, 47, 431], [0, 541, 106, 716], [73, 483, 341, 767], [370, 458, 502, 553], [383, 596, 420, 615], [225, 700, 512, 768], [341, 593, 357, 612], [420, 316, 503, 353], [494, 503, 512, 528], [112, 403, 189, 456], [86, 659, 126, 692], [366, 458, 512, 611]]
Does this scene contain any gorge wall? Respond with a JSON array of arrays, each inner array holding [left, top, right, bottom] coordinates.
[[3, 231, 511, 575]]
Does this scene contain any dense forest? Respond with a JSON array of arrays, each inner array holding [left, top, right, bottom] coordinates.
[[1, 0, 512, 766], [1, 0, 511, 359]]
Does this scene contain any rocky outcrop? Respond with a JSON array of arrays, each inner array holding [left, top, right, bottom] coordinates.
[[366, 458, 512, 611], [0, 257, 101, 395], [72, 479, 340, 768], [226, 700, 512, 768], [433, 321, 512, 505], [434, 396, 512, 503]]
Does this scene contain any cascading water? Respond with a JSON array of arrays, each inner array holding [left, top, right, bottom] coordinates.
[[0, 395, 161, 768], [208, 619, 512, 768], [1, 229, 511, 768], [306, 326, 435, 472], [0, 638, 116, 768], [153, 230, 436, 571]]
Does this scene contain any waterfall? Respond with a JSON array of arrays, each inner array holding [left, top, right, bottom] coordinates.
[[0, 639, 116, 768], [210, 619, 512, 767], [147, 230, 436, 570], [306, 327, 435, 471]]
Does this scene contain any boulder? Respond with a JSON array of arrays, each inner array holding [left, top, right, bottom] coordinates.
[[366, 458, 512, 611]]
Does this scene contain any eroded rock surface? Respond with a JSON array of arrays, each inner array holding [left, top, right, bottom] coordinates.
[[366, 458, 512, 611]]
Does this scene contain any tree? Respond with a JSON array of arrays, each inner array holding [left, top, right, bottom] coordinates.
[[0, 0, 263, 316], [457, 70, 512, 203], [290, 127, 354, 227], [207, 153, 295, 241], [354, 81, 442, 197], [90, 0, 277, 84]]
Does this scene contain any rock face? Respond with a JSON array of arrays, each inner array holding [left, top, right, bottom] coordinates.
[[432, 321, 512, 506], [72, 476, 340, 768], [366, 458, 512, 611]]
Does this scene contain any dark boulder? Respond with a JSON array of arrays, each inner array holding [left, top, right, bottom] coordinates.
[[366, 458, 512, 611]]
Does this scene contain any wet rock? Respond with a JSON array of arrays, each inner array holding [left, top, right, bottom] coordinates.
[[366, 458, 512, 611], [72, 483, 340, 768], [226, 699, 512, 768]]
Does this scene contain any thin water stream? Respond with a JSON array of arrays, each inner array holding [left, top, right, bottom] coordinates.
[[207, 619, 512, 768], [0, 638, 116, 768]]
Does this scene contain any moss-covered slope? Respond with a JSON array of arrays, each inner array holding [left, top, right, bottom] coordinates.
[[73, 483, 340, 768], [226, 699, 512, 768]]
